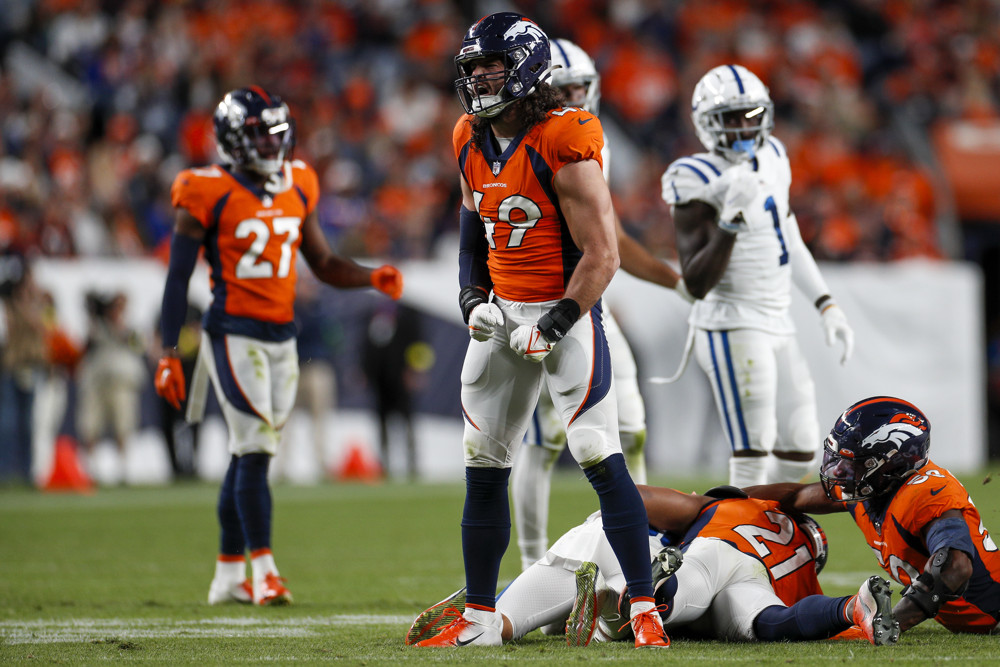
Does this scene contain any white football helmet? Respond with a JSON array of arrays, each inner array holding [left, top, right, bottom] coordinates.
[[549, 38, 600, 114], [691, 64, 773, 162]]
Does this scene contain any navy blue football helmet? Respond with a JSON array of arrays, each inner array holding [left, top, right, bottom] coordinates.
[[454, 12, 551, 118], [213, 87, 295, 175], [820, 396, 930, 502]]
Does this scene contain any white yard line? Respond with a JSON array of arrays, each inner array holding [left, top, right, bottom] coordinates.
[[1, 614, 411, 644]]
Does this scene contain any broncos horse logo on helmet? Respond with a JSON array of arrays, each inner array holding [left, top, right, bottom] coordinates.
[[454, 12, 552, 118], [213, 87, 295, 176], [820, 396, 931, 502]]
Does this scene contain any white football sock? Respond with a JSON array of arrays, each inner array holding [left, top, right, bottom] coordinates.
[[767, 454, 817, 484], [511, 445, 559, 570], [621, 430, 647, 485], [251, 551, 278, 583], [214, 559, 246, 582], [729, 455, 768, 487], [629, 598, 655, 618]]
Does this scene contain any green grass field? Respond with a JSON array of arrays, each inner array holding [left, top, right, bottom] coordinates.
[[2, 468, 999, 664]]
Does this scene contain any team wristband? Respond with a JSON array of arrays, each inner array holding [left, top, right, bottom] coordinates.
[[537, 298, 581, 344]]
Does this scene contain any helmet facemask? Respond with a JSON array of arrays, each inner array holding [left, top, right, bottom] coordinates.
[[215, 94, 295, 176], [691, 64, 774, 163], [454, 13, 552, 119], [819, 440, 888, 502], [456, 55, 516, 118], [696, 102, 774, 162]]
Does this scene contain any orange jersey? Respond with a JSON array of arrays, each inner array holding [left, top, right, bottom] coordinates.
[[847, 459, 1000, 633], [171, 161, 319, 337], [452, 108, 604, 302], [680, 498, 824, 606]]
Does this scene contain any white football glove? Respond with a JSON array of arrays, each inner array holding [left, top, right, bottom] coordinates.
[[716, 167, 760, 234], [468, 303, 504, 342], [509, 324, 554, 362], [674, 277, 695, 303], [821, 303, 854, 365]]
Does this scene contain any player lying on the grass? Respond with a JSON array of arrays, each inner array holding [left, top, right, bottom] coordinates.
[[406, 487, 899, 646], [746, 395, 1000, 634]]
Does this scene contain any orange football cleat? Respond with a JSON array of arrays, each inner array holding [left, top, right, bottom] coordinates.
[[255, 573, 292, 606], [414, 615, 502, 647], [629, 607, 670, 649], [405, 588, 466, 645]]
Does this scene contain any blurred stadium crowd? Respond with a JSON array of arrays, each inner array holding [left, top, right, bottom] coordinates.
[[2, 0, 1000, 483]]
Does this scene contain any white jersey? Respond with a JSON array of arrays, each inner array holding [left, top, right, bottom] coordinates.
[[661, 137, 797, 334]]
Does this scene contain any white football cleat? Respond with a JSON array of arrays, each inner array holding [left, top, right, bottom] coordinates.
[[852, 576, 900, 646], [207, 578, 253, 605]]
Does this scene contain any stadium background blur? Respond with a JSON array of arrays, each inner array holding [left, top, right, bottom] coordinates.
[[1, 0, 999, 486]]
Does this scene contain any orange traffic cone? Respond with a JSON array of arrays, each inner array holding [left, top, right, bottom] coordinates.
[[336, 440, 383, 482], [43, 435, 94, 493]]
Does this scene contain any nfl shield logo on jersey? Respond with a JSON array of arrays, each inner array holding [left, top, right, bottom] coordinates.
[[491, 161, 501, 176]]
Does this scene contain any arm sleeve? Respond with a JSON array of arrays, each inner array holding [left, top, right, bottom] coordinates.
[[160, 233, 202, 349], [926, 515, 976, 559], [458, 206, 492, 291], [785, 211, 832, 305]]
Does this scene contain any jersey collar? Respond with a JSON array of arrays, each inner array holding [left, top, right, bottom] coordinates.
[[481, 125, 529, 176]]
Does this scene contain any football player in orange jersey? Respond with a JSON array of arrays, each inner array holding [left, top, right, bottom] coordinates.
[[747, 396, 1000, 634], [406, 485, 898, 646], [154, 87, 402, 606], [414, 13, 666, 649]]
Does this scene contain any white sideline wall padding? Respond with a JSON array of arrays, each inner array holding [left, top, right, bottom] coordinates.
[[33, 257, 986, 478]]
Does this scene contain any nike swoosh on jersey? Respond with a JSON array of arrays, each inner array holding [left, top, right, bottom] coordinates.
[[930, 487, 946, 496], [455, 632, 484, 646], [578, 117, 593, 125]]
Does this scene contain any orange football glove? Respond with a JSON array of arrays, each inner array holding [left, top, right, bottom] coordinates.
[[155, 356, 186, 410], [371, 265, 403, 300]]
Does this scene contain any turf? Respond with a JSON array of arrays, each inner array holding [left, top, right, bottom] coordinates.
[[2, 467, 998, 664]]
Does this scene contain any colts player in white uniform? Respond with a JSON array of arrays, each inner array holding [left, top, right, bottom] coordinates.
[[511, 38, 692, 570], [662, 65, 854, 487]]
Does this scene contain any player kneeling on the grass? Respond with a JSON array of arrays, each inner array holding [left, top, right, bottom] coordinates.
[[407, 485, 899, 646], [155, 86, 403, 607], [746, 396, 1000, 634]]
